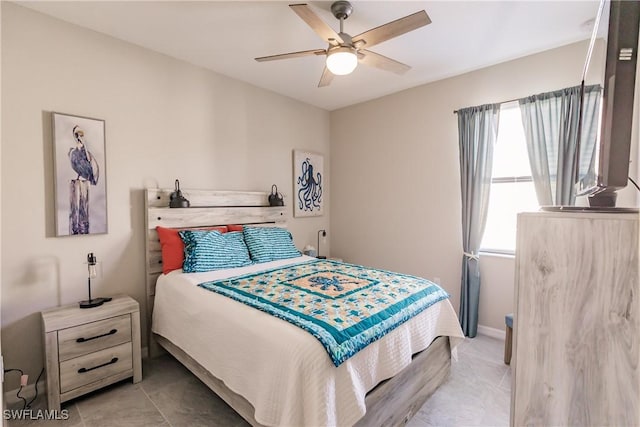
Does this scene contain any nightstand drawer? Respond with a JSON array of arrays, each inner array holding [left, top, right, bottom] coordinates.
[[58, 314, 131, 362], [59, 342, 133, 394]]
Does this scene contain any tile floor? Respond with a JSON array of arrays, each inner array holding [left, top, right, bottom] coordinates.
[[7, 335, 510, 427], [407, 335, 511, 427]]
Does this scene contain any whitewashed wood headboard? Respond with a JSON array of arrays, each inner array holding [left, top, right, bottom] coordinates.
[[144, 188, 287, 349]]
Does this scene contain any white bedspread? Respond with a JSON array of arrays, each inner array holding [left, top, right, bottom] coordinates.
[[152, 256, 464, 427]]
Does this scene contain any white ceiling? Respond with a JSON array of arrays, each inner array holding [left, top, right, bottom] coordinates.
[[18, 1, 601, 111]]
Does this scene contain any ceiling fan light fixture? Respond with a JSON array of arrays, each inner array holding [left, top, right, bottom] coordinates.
[[326, 47, 358, 75], [256, 3, 431, 87]]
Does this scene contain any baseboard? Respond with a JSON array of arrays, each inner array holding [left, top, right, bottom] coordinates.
[[477, 324, 505, 341], [3, 380, 45, 406]]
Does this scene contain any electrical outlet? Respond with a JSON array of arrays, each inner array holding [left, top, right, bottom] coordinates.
[[433, 277, 441, 285], [20, 374, 28, 386]]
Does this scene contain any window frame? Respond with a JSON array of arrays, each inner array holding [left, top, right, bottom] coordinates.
[[479, 104, 538, 255], [479, 176, 535, 255]]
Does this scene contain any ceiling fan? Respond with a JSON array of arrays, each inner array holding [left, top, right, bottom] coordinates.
[[255, 1, 431, 87]]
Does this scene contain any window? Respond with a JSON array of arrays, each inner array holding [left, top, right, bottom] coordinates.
[[480, 103, 539, 254]]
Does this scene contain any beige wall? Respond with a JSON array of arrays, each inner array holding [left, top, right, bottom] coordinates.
[[477, 255, 516, 334], [0, 0, 4, 414], [330, 40, 626, 332], [1, 3, 330, 390]]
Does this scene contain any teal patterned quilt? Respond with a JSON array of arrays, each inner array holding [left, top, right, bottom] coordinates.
[[198, 259, 449, 366]]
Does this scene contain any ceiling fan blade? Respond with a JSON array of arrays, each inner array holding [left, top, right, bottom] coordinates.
[[353, 10, 431, 49], [358, 49, 411, 75], [255, 49, 326, 62], [290, 4, 344, 45], [318, 66, 334, 87]]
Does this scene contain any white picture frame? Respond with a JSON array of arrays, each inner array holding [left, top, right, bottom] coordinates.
[[293, 150, 324, 217], [52, 112, 108, 236]]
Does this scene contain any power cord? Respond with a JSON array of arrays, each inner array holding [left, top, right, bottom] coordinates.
[[26, 368, 45, 408], [4, 369, 28, 410], [629, 177, 640, 192]]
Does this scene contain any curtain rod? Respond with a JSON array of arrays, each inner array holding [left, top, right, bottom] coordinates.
[[453, 82, 597, 114], [452, 96, 521, 114]]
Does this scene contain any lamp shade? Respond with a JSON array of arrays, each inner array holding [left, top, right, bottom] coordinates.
[[79, 252, 112, 309], [326, 47, 358, 76], [87, 252, 97, 279]]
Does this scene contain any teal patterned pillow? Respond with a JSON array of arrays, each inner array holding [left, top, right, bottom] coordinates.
[[243, 227, 301, 263], [179, 230, 253, 273]]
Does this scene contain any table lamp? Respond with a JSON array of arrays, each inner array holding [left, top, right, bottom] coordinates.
[[79, 253, 112, 309], [317, 229, 327, 259]]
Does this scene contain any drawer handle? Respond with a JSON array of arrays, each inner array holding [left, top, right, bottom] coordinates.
[[78, 357, 118, 374], [76, 329, 118, 343]]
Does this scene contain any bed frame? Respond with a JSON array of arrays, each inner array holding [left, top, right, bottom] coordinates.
[[144, 188, 451, 426]]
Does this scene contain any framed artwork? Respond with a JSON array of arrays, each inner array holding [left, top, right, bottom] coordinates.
[[52, 112, 107, 236], [293, 150, 323, 217]]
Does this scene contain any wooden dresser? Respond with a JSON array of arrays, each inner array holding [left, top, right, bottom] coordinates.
[[41, 295, 142, 411], [511, 211, 638, 426]]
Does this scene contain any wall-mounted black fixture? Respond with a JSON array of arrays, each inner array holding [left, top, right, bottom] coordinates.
[[268, 184, 284, 206], [317, 229, 327, 259], [169, 179, 190, 208]]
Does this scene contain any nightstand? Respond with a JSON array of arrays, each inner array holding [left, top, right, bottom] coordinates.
[[41, 294, 142, 411]]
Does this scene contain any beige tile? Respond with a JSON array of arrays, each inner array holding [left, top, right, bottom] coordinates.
[[480, 385, 510, 426], [498, 366, 512, 391], [75, 381, 167, 427], [413, 395, 486, 425], [458, 334, 506, 366], [145, 376, 247, 427], [140, 354, 193, 394], [454, 348, 509, 388], [411, 336, 510, 426]]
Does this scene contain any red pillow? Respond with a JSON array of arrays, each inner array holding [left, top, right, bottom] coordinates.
[[156, 226, 228, 274], [227, 224, 244, 232]]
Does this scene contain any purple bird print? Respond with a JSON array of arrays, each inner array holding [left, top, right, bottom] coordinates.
[[68, 125, 99, 185]]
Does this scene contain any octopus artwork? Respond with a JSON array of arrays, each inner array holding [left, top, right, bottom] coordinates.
[[297, 157, 323, 212]]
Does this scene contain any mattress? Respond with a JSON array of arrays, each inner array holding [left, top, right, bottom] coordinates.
[[152, 256, 464, 427]]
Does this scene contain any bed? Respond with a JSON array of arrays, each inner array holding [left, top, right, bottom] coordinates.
[[144, 188, 464, 426]]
